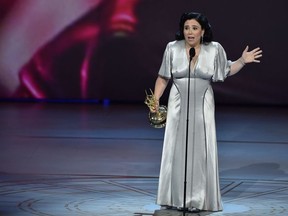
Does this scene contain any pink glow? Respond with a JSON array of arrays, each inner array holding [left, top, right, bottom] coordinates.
[[109, 0, 139, 34], [1, 0, 141, 99]]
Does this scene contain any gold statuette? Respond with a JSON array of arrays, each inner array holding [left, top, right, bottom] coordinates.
[[144, 89, 167, 128]]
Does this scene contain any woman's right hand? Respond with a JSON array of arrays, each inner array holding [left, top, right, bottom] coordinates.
[[150, 99, 159, 113]]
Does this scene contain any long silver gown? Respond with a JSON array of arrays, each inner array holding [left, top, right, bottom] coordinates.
[[156, 40, 231, 211]]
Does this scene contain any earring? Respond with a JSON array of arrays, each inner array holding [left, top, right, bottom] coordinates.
[[201, 35, 204, 44]]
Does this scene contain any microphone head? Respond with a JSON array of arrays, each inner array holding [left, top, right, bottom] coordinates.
[[189, 48, 196, 58]]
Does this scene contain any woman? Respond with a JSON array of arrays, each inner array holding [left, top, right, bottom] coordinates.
[[151, 12, 262, 212]]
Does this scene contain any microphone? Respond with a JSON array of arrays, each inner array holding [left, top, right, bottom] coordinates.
[[189, 47, 195, 61], [183, 46, 196, 214]]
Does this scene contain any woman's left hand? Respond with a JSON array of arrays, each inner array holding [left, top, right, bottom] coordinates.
[[241, 46, 263, 64]]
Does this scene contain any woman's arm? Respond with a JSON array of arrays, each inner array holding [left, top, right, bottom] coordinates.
[[229, 46, 263, 76], [154, 76, 169, 100], [149, 76, 169, 112]]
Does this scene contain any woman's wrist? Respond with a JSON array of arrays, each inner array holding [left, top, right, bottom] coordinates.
[[239, 57, 246, 66]]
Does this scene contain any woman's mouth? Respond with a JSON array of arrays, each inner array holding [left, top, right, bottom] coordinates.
[[187, 36, 195, 41]]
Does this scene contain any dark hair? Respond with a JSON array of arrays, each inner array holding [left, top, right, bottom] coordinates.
[[175, 12, 213, 44]]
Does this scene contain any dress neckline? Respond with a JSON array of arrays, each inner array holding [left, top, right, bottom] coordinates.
[[182, 40, 202, 73]]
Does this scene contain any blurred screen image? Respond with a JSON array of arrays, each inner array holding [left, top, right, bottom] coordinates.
[[0, 0, 287, 105]]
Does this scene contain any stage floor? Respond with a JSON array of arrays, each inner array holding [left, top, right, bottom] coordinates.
[[0, 102, 288, 215]]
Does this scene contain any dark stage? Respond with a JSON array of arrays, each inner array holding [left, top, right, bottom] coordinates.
[[0, 102, 288, 215]]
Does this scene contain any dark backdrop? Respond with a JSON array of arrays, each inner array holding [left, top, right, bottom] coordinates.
[[0, 0, 287, 105]]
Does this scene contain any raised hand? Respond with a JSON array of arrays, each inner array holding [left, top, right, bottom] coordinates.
[[241, 46, 263, 64]]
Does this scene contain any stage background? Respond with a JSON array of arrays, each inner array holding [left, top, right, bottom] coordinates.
[[0, 0, 287, 105]]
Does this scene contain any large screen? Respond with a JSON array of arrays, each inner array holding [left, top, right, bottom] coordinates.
[[0, 0, 287, 105]]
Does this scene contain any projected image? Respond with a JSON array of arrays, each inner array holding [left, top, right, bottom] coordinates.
[[0, 0, 286, 104], [0, 0, 147, 101]]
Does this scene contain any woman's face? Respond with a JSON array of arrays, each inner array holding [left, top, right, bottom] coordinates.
[[183, 19, 204, 48]]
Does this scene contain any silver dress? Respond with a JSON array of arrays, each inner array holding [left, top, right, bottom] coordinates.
[[156, 40, 231, 211]]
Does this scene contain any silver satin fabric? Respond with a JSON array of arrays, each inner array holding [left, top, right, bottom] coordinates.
[[156, 40, 231, 211]]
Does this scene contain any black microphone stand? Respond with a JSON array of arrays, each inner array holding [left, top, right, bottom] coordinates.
[[182, 48, 195, 216]]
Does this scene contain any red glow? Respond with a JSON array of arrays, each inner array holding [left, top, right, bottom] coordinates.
[[108, 0, 139, 34]]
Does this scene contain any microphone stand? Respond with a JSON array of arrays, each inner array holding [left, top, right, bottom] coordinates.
[[182, 48, 195, 216]]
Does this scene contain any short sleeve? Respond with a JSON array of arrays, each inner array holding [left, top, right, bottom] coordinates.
[[158, 43, 172, 79], [212, 43, 232, 82]]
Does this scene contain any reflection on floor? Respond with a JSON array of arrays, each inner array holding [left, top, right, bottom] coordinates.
[[0, 102, 288, 215]]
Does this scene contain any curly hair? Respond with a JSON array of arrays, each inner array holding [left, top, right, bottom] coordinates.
[[175, 12, 213, 44]]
